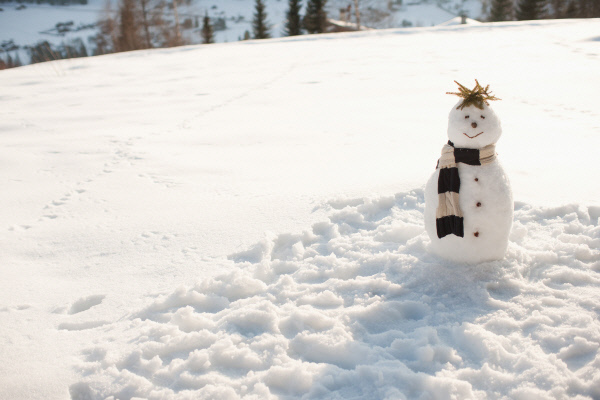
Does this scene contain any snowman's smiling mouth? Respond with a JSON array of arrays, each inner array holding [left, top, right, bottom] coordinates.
[[463, 131, 484, 139]]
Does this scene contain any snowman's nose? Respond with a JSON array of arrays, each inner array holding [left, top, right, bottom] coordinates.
[[471, 122, 478, 128]]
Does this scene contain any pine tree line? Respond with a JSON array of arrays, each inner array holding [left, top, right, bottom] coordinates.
[[253, 0, 271, 39], [303, 0, 328, 34], [489, 0, 599, 21], [248, 0, 329, 41], [0, 39, 89, 69], [201, 12, 214, 44], [285, 0, 303, 36]]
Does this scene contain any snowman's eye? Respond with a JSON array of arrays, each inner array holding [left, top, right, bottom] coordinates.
[[480, 115, 485, 119], [464, 115, 469, 119]]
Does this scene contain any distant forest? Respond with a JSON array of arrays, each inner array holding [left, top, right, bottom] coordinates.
[[1, 0, 599, 69], [0, 0, 88, 4]]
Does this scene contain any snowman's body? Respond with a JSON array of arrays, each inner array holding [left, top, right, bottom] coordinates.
[[424, 159, 513, 263], [424, 98, 513, 263]]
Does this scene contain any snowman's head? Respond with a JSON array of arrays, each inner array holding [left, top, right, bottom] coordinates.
[[446, 80, 502, 148], [447, 101, 502, 149]]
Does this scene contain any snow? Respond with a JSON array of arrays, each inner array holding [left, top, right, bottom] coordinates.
[[1, 17, 600, 400], [436, 16, 483, 26], [70, 191, 600, 399]]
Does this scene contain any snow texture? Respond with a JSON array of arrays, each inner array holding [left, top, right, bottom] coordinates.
[[71, 191, 600, 399], [424, 101, 513, 263], [1, 18, 600, 400]]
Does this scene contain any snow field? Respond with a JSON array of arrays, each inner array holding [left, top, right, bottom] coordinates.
[[1, 18, 600, 399], [71, 190, 600, 399]]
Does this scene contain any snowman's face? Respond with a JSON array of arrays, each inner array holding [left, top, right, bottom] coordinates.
[[447, 101, 502, 149]]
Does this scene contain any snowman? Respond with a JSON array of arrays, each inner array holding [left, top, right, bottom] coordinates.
[[424, 80, 513, 263]]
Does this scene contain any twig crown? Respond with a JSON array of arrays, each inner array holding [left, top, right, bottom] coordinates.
[[446, 79, 501, 110]]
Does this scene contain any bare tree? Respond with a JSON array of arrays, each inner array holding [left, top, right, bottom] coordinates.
[[171, 0, 183, 46], [139, 0, 153, 48], [90, 0, 118, 55], [353, 0, 360, 30], [117, 0, 144, 51]]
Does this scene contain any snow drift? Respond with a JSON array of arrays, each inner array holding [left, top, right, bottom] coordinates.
[[71, 190, 600, 399]]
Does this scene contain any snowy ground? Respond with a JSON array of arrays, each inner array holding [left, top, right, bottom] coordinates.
[[1, 18, 600, 400]]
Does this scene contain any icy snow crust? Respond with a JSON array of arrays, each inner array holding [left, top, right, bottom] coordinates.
[[72, 191, 600, 399]]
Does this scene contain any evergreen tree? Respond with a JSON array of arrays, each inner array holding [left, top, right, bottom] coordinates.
[[77, 39, 88, 57], [489, 0, 513, 20], [284, 0, 302, 36], [591, 0, 600, 17], [565, 0, 578, 16], [577, 0, 600, 16], [516, 0, 547, 19], [252, 0, 271, 39], [304, 0, 327, 34], [550, 0, 566, 16], [201, 12, 214, 44], [6, 53, 14, 68], [13, 52, 22, 67]]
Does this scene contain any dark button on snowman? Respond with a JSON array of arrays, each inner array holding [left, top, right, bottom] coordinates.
[[424, 80, 513, 263]]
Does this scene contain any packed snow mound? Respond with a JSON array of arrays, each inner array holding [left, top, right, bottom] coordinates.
[[70, 190, 600, 399]]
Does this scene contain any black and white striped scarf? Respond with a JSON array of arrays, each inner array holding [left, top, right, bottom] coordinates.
[[436, 140, 496, 238]]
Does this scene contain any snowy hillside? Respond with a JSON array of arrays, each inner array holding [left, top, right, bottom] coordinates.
[[1, 18, 600, 400]]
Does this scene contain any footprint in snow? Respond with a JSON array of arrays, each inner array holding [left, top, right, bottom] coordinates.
[[69, 294, 106, 315], [58, 320, 108, 331]]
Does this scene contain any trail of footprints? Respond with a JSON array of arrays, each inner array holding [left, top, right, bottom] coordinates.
[[107, 136, 182, 188], [39, 188, 87, 222], [6, 187, 88, 232], [7, 134, 182, 232]]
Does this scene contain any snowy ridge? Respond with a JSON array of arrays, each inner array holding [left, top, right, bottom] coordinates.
[[71, 190, 600, 399]]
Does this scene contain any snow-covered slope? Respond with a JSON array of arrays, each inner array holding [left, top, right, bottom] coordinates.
[[1, 18, 600, 400], [72, 192, 600, 399]]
